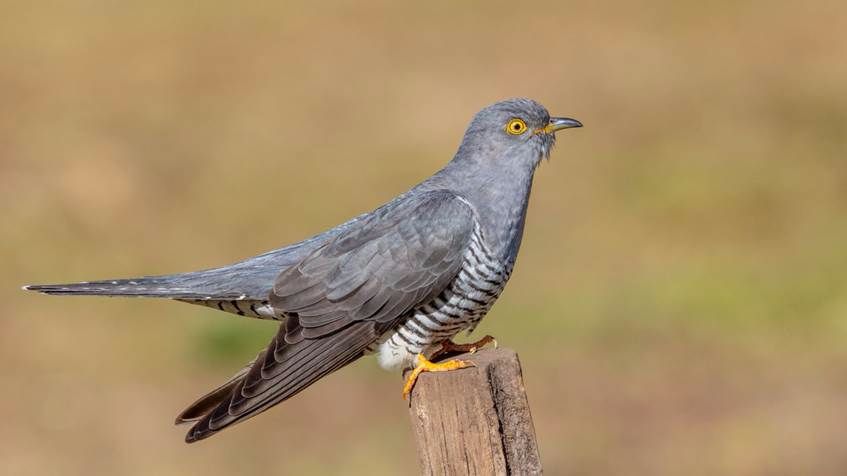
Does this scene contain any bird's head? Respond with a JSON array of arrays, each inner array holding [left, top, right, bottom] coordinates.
[[455, 98, 582, 168]]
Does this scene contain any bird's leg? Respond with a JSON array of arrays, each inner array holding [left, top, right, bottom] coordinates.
[[429, 335, 498, 361], [402, 353, 475, 400], [401, 335, 498, 400]]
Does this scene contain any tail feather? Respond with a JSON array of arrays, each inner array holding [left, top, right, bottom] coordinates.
[[23, 276, 246, 299], [22, 212, 365, 301]]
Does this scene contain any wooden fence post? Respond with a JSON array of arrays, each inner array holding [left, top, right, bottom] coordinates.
[[405, 348, 543, 475]]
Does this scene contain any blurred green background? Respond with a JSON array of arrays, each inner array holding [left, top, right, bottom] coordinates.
[[3, 1, 847, 474]]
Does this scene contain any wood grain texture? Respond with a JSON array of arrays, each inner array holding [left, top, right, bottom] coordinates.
[[405, 348, 542, 475]]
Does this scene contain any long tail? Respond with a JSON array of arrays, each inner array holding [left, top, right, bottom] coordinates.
[[23, 211, 364, 301], [21, 249, 298, 301], [23, 276, 247, 300]]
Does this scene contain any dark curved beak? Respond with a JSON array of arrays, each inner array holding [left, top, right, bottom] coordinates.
[[543, 117, 583, 133]]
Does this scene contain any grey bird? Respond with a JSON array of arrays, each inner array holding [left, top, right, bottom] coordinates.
[[24, 98, 582, 443]]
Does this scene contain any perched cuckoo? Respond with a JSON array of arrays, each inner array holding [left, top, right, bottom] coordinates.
[[24, 98, 582, 443]]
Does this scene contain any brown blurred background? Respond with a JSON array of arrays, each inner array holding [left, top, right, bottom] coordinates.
[[3, 1, 847, 474]]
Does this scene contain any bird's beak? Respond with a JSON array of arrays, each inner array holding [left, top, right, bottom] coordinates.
[[541, 117, 583, 134]]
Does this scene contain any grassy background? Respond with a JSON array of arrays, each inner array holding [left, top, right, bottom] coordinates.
[[3, 1, 847, 474]]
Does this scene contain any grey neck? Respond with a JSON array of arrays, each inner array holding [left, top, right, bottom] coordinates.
[[420, 156, 537, 260]]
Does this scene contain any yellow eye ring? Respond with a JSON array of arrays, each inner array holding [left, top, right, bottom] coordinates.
[[505, 118, 528, 135]]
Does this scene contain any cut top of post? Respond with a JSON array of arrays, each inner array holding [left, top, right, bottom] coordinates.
[[405, 348, 542, 475]]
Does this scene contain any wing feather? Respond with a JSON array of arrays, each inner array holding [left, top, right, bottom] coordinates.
[[182, 190, 477, 442]]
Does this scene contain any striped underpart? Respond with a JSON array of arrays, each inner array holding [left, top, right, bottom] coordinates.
[[373, 224, 513, 368]]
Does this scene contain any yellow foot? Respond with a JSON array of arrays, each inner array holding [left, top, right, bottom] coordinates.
[[402, 353, 475, 400], [430, 335, 498, 361]]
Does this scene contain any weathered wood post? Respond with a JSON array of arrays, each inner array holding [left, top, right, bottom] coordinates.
[[405, 348, 543, 475]]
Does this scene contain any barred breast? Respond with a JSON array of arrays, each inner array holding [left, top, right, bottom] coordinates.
[[374, 224, 514, 370]]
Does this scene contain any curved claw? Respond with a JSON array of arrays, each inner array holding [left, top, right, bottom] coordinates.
[[402, 353, 475, 400]]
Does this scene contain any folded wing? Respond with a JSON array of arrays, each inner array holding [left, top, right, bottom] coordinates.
[[182, 190, 476, 442]]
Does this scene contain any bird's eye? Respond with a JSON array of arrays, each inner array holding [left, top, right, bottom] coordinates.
[[505, 118, 528, 135]]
